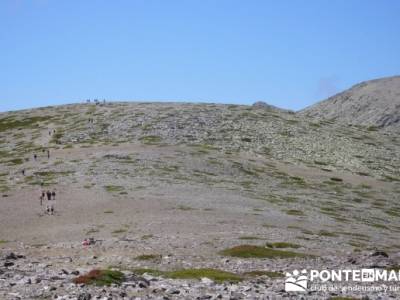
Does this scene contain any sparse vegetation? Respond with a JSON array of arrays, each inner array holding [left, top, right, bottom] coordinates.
[[72, 269, 125, 286], [220, 245, 311, 259], [243, 270, 284, 278], [286, 209, 305, 216], [266, 242, 301, 249], [134, 268, 242, 283]]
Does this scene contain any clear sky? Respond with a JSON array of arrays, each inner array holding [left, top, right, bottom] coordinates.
[[1, 0, 399, 112]]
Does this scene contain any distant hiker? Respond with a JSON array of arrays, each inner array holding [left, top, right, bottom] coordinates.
[[49, 131, 51, 136], [21, 169, 25, 176], [41, 190, 45, 199], [46, 190, 52, 201], [46, 204, 54, 215], [39, 194, 43, 206], [51, 190, 56, 200], [33, 154, 37, 161], [47, 150, 50, 159]]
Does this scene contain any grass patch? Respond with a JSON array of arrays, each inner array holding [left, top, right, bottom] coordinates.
[[86, 228, 99, 235], [136, 254, 161, 261], [266, 242, 301, 249], [133, 268, 165, 276], [139, 135, 162, 145], [177, 205, 195, 211], [318, 230, 338, 237], [141, 234, 153, 240], [239, 236, 263, 240], [72, 269, 124, 286], [286, 209, 305, 216], [330, 177, 343, 182], [0, 116, 53, 132], [167, 268, 242, 282], [220, 245, 311, 259], [132, 268, 241, 282], [243, 270, 284, 278], [7, 158, 24, 165], [104, 210, 114, 214], [104, 185, 125, 193], [112, 229, 127, 234]]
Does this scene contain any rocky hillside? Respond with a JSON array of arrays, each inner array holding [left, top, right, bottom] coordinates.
[[300, 76, 400, 130], [0, 102, 399, 299]]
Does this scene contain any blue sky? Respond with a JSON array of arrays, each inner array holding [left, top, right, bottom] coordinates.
[[0, 0, 399, 112]]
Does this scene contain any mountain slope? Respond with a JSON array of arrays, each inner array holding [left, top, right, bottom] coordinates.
[[0, 102, 399, 299], [300, 76, 400, 130]]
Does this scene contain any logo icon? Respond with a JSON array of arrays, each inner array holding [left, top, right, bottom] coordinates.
[[285, 269, 308, 292]]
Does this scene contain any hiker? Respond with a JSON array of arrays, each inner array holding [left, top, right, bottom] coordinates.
[[46, 190, 52, 201], [49, 131, 51, 136], [47, 150, 50, 159], [21, 169, 25, 176], [33, 154, 37, 161], [39, 194, 43, 206], [51, 190, 56, 200], [46, 204, 54, 215]]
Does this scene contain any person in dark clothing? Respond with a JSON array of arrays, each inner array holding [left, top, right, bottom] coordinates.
[[33, 154, 37, 161], [47, 150, 50, 159], [22, 169, 25, 176], [46, 190, 52, 201], [51, 190, 56, 200]]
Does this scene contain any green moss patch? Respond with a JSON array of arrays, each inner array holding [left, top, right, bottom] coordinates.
[[266, 242, 301, 249], [135, 254, 161, 261], [133, 268, 242, 282], [104, 185, 125, 193], [73, 269, 125, 286], [0, 116, 53, 132], [243, 270, 284, 278], [139, 135, 162, 145], [220, 245, 311, 259], [286, 209, 305, 216]]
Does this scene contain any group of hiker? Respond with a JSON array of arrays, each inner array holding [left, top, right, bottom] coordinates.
[[39, 190, 57, 215], [19, 128, 59, 215], [33, 149, 51, 161]]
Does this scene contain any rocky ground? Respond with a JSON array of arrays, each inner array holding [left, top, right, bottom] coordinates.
[[300, 75, 400, 130], [0, 102, 399, 299]]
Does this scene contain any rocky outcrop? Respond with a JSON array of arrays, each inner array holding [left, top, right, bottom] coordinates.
[[300, 76, 400, 130]]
